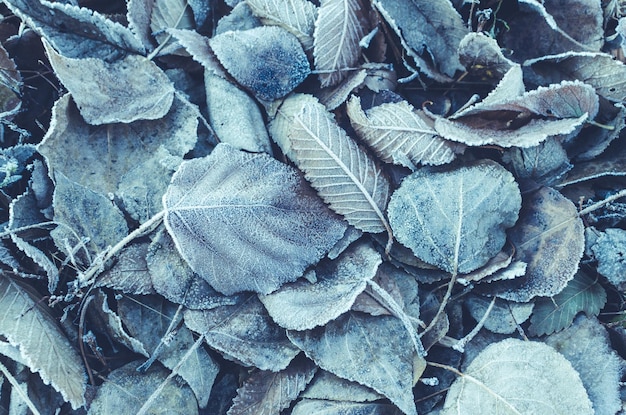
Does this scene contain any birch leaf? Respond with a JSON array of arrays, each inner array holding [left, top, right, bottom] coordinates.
[[442, 339, 594, 415], [387, 160, 521, 274], [288, 312, 419, 415], [313, 0, 368, 87], [163, 143, 347, 295], [347, 95, 458, 169], [0, 274, 86, 409], [271, 94, 391, 237], [246, 0, 318, 50]]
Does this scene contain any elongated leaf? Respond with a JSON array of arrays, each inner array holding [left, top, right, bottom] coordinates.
[[288, 312, 419, 415], [271, 94, 391, 237], [347, 95, 458, 169], [246, 0, 317, 50], [387, 160, 521, 274], [163, 143, 347, 295], [529, 271, 606, 336], [228, 358, 317, 415], [442, 339, 593, 414], [0, 274, 86, 408], [313, 0, 368, 87]]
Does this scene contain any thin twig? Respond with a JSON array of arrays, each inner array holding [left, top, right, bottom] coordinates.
[[578, 189, 626, 217], [0, 360, 42, 415], [78, 295, 96, 387]]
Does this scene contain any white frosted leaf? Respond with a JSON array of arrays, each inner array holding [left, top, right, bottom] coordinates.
[[210, 26, 310, 101], [293, 399, 402, 415], [458, 32, 515, 81], [150, 0, 195, 46], [347, 96, 458, 169], [0, 274, 86, 409], [387, 160, 521, 274], [246, 0, 317, 50], [442, 339, 594, 415], [163, 143, 347, 295], [300, 369, 382, 402], [288, 312, 419, 415], [313, 0, 368, 87], [260, 241, 382, 330], [96, 242, 156, 295], [590, 228, 626, 288], [167, 28, 229, 77], [496, 187, 585, 302], [271, 94, 391, 237], [466, 295, 533, 335], [43, 41, 174, 125]]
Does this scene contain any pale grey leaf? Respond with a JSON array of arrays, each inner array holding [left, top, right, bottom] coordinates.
[[502, 137, 571, 186], [496, 187, 585, 302], [185, 294, 300, 371], [544, 316, 622, 415], [204, 70, 273, 154], [313, 0, 368, 87], [167, 28, 229, 77], [387, 160, 521, 274], [528, 271, 606, 336], [150, 0, 195, 46], [96, 242, 156, 295], [466, 295, 533, 334], [228, 358, 317, 415], [260, 241, 382, 330], [163, 143, 347, 295], [127, 0, 157, 51], [271, 94, 391, 236], [288, 312, 419, 415], [372, 0, 468, 79], [458, 32, 515, 82], [3, 0, 145, 59], [43, 41, 174, 125], [591, 228, 626, 289], [318, 68, 367, 110], [88, 361, 198, 414], [0, 274, 86, 409], [352, 262, 414, 317], [118, 296, 219, 408], [347, 96, 457, 169], [442, 339, 593, 415], [210, 26, 310, 100], [215, 2, 262, 34], [246, 0, 317, 50], [300, 370, 382, 402], [292, 399, 403, 415]]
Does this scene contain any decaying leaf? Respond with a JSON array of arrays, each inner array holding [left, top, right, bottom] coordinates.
[[0, 43, 22, 119], [387, 160, 521, 274], [288, 312, 420, 415], [347, 96, 459, 169], [495, 187, 585, 302], [0, 274, 86, 409], [270, 94, 391, 237], [458, 32, 515, 82], [529, 271, 607, 336], [163, 143, 347, 295], [246, 0, 317, 50], [96, 242, 156, 295], [228, 358, 317, 415], [185, 294, 300, 371], [442, 339, 594, 414], [42, 40, 174, 125], [260, 241, 382, 330], [210, 26, 310, 100], [313, 0, 368, 87]]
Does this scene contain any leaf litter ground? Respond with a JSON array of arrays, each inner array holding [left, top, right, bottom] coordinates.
[[1, 0, 626, 414]]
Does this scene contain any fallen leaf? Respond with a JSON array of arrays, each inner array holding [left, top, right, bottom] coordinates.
[[591, 228, 626, 289], [300, 369, 382, 402], [246, 0, 318, 50], [96, 242, 156, 295], [465, 295, 533, 335], [292, 399, 402, 415], [150, 0, 195, 47]]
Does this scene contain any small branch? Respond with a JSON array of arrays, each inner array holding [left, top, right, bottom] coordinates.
[[0, 360, 42, 415], [421, 272, 457, 337], [452, 296, 495, 353], [137, 304, 184, 373], [578, 189, 626, 217]]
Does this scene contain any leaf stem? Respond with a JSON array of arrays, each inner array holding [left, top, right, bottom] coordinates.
[[578, 188, 626, 216], [452, 296, 495, 353], [0, 360, 42, 415], [420, 272, 457, 337]]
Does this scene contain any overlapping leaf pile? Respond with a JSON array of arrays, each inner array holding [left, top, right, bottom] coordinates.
[[0, 0, 626, 413]]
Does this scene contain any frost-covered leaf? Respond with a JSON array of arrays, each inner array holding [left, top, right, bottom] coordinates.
[[163, 143, 347, 295], [288, 312, 419, 415], [43, 41, 174, 125], [292, 399, 402, 415], [150, 0, 195, 46], [215, 2, 262, 34], [442, 338, 593, 415], [96, 242, 156, 295], [387, 160, 521, 274], [127, 0, 157, 51], [496, 187, 585, 302], [210, 26, 310, 101], [260, 241, 381, 330], [88, 361, 198, 415], [466, 295, 533, 335], [0, 274, 86, 409], [185, 294, 300, 371], [3, 0, 145, 59], [204, 70, 273, 154], [502, 137, 571, 186], [38, 94, 198, 223], [118, 296, 219, 408], [590, 228, 626, 289], [51, 173, 128, 262], [529, 271, 607, 336], [524, 52, 626, 102], [270, 94, 391, 236], [167, 28, 228, 77], [544, 316, 622, 415], [300, 369, 382, 402], [147, 229, 240, 310], [246, 0, 317, 50], [0, 43, 22, 120], [458, 32, 515, 82], [313, 0, 367, 87], [228, 358, 317, 415], [372, 0, 468, 80], [352, 262, 415, 317], [347, 96, 459, 168], [556, 142, 626, 187]]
